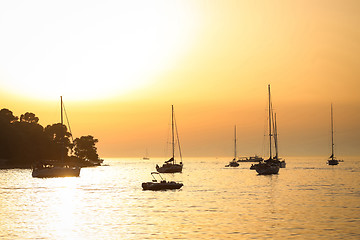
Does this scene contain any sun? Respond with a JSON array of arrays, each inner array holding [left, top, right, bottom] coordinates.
[[0, 2, 200, 101]]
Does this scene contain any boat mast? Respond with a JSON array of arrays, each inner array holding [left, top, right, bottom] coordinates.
[[60, 96, 64, 162], [268, 84, 272, 159], [172, 105, 175, 163], [274, 113, 278, 159], [234, 125, 237, 159], [331, 104, 334, 160]]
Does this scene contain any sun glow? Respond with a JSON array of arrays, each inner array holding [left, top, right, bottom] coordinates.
[[0, 1, 199, 101]]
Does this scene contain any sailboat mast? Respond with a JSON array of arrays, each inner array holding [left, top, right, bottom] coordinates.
[[331, 104, 334, 159], [60, 96, 64, 162], [274, 113, 278, 159], [234, 125, 237, 159], [172, 105, 175, 162], [268, 84, 272, 159]]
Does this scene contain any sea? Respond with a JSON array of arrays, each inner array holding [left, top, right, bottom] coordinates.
[[0, 157, 359, 239]]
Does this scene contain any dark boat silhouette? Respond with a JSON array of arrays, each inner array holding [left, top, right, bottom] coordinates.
[[32, 96, 80, 178], [327, 104, 342, 165], [253, 85, 281, 175], [142, 172, 183, 191], [225, 126, 240, 167], [156, 105, 183, 173]]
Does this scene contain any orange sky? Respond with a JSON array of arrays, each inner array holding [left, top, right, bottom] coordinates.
[[1, 1, 359, 158]]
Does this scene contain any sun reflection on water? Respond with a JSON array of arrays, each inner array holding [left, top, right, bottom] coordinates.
[[52, 181, 79, 239]]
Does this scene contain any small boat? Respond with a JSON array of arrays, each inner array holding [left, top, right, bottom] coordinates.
[[156, 105, 183, 173], [142, 172, 183, 190], [32, 96, 81, 178], [237, 155, 264, 162], [142, 149, 150, 160], [327, 104, 342, 165], [226, 125, 240, 167], [253, 85, 280, 175], [225, 159, 239, 167], [32, 161, 80, 178]]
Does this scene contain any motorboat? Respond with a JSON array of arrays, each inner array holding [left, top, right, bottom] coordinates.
[[32, 162, 80, 178], [237, 155, 264, 162], [142, 172, 183, 191]]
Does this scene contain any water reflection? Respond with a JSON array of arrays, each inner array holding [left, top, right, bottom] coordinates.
[[0, 157, 359, 239]]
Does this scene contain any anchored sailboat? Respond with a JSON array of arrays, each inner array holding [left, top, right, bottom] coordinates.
[[327, 104, 341, 165], [225, 125, 239, 167], [156, 105, 183, 173], [143, 149, 150, 160], [253, 85, 280, 175], [32, 96, 80, 178]]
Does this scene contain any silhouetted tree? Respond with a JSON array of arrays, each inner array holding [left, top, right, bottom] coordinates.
[[20, 112, 39, 124], [0, 109, 18, 162], [0, 107, 101, 168], [44, 123, 72, 160], [73, 135, 100, 162], [0, 108, 18, 124], [11, 121, 47, 165]]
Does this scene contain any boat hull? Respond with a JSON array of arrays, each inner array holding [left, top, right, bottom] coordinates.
[[156, 163, 183, 173], [32, 167, 80, 178], [265, 159, 286, 168], [142, 182, 183, 190], [327, 159, 339, 165], [225, 161, 239, 167], [280, 160, 286, 168], [254, 163, 279, 175]]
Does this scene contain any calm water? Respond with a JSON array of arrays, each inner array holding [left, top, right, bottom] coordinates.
[[0, 157, 359, 239]]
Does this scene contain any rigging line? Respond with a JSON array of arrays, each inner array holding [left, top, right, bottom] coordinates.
[[62, 101, 74, 142], [174, 112, 183, 162]]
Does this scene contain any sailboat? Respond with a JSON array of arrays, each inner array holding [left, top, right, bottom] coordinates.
[[32, 96, 81, 178], [225, 125, 240, 167], [143, 149, 150, 160], [253, 85, 280, 175], [156, 105, 183, 173], [327, 104, 341, 165]]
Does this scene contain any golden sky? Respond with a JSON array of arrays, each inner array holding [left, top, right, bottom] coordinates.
[[1, 1, 359, 158]]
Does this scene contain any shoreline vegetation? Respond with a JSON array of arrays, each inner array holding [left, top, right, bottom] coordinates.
[[0, 108, 103, 169]]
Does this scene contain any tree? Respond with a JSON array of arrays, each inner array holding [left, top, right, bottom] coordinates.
[[0, 107, 101, 168], [11, 121, 47, 165], [20, 112, 39, 124], [73, 135, 100, 162], [0, 108, 18, 124], [44, 123, 72, 160]]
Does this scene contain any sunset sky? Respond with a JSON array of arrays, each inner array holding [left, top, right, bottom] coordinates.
[[1, 1, 359, 158]]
